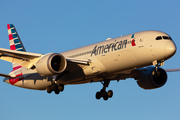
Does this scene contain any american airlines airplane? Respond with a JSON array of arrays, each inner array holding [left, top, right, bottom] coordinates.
[[1, 24, 178, 101]]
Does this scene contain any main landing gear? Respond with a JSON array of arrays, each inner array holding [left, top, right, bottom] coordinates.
[[95, 80, 113, 101], [46, 83, 64, 94]]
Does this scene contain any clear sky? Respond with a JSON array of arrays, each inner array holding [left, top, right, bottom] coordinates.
[[0, 0, 180, 120]]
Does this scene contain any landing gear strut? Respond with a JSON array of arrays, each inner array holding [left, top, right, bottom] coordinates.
[[153, 60, 164, 78], [95, 80, 113, 101], [153, 60, 164, 72], [46, 83, 64, 94]]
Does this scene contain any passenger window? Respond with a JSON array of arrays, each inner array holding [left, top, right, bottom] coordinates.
[[156, 36, 162, 40]]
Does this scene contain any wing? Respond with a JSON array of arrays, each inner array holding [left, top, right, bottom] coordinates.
[[0, 48, 41, 59], [0, 48, 90, 70], [66, 58, 91, 65], [109, 67, 180, 81], [0, 48, 42, 69], [165, 68, 180, 72], [107, 69, 142, 81]]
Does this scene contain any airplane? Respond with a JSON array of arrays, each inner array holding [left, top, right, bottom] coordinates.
[[1, 24, 178, 101]]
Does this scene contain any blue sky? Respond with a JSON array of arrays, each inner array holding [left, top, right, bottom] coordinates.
[[0, 0, 180, 120]]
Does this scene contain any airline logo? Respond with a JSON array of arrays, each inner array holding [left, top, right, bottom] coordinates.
[[131, 34, 136, 46], [7, 24, 24, 51]]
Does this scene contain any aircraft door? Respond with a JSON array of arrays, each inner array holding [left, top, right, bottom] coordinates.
[[138, 35, 147, 47]]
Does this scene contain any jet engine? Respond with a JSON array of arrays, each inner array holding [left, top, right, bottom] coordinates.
[[136, 67, 167, 89], [35, 53, 67, 76]]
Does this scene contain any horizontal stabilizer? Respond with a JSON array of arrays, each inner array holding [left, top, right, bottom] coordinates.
[[0, 73, 15, 78]]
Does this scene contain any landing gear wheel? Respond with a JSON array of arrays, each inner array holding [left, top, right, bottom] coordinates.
[[54, 89, 60, 94], [47, 86, 52, 94], [51, 83, 58, 91], [95, 79, 114, 101], [107, 90, 113, 98], [46, 83, 65, 94], [58, 84, 64, 92], [103, 92, 108, 101], [96, 92, 101, 100]]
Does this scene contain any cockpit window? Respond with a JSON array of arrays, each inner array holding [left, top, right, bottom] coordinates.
[[163, 36, 169, 39], [156, 36, 172, 40], [169, 36, 172, 40], [156, 36, 162, 40], [163, 36, 170, 40]]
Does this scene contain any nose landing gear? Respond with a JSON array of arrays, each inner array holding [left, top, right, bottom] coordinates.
[[95, 80, 113, 101]]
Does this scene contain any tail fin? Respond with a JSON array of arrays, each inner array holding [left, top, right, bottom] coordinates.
[[7, 24, 25, 69], [6, 24, 27, 84], [7, 24, 26, 52]]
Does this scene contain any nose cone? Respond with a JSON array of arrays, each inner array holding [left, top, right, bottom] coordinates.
[[166, 41, 176, 57]]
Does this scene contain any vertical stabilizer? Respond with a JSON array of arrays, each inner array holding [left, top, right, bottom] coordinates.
[[7, 24, 26, 52], [7, 24, 26, 75]]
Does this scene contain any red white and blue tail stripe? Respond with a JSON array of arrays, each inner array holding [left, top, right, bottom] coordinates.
[[7, 24, 26, 52]]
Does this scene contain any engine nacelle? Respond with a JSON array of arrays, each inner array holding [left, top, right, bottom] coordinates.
[[36, 53, 67, 76], [136, 67, 167, 89]]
